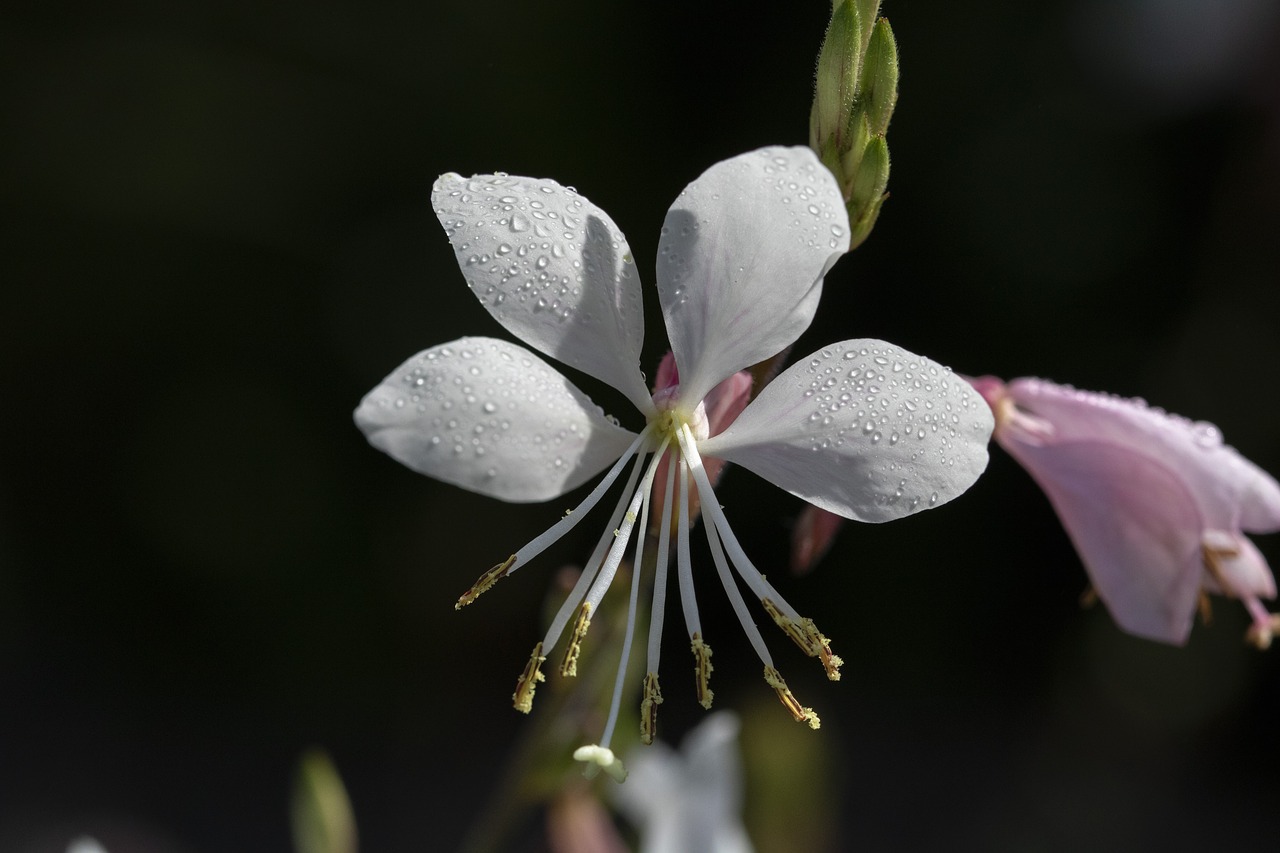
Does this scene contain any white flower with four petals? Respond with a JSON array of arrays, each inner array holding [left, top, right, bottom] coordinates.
[[355, 146, 994, 779]]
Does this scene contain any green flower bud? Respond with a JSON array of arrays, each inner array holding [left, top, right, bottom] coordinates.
[[847, 135, 889, 250], [809, 1, 898, 252], [859, 17, 899, 138], [854, 0, 882, 48], [810, 0, 862, 156]]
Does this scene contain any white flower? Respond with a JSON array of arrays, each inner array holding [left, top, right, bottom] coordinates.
[[66, 839, 108, 853], [613, 712, 753, 853], [355, 146, 993, 775]]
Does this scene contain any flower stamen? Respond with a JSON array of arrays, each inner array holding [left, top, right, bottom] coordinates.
[[560, 602, 592, 677], [536, 451, 650, 660], [680, 424, 843, 684], [640, 671, 663, 745], [676, 458, 703, 641], [761, 598, 843, 681], [763, 666, 820, 730], [692, 633, 715, 710], [646, 455, 679, 678], [455, 555, 515, 610], [512, 642, 547, 714]]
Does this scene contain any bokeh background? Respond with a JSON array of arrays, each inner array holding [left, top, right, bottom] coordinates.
[[4, 0, 1280, 850]]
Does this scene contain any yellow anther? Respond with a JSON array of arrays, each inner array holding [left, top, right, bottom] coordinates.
[[691, 633, 715, 710], [456, 555, 516, 610], [512, 642, 546, 714], [640, 671, 663, 745], [560, 602, 593, 677], [800, 618, 843, 682], [762, 597, 811, 652], [764, 665, 821, 730], [1247, 614, 1280, 650], [762, 598, 843, 681]]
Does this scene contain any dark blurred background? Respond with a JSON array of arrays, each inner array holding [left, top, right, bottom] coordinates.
[[3, 1, 1280, 850]]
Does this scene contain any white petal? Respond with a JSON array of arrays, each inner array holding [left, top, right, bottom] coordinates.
[[433, 173, 653, 413], [354, 337, 637, 502], [656, 146, 849, 405], [701, 340, 994, 522]]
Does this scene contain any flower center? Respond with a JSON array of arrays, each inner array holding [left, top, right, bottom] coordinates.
[[650, 383, 709, 444]]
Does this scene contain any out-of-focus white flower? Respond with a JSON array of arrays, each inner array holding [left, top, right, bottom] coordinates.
[[614, 712, 752, 853], [66, 838, 108, 853]]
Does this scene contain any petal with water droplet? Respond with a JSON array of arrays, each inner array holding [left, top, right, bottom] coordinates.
[[433, 173, 652, 413], [700, 340, 993, 522], [656, 146, 849, 406], [354, 337, 637, 502]]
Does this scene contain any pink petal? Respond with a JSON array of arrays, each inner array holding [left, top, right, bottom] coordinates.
[[1001, 437, 1206, 645], [1005, 379, 1274, 532], [790, 506, 845, 575]]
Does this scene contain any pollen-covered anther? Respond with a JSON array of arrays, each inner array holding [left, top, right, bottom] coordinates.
[[1246, 614, 1280, 650], [456, 554, 516, 610], [764, 665, 821, 730], [691, 633, 715, 710], [762, 597, 812, 652], [800, 618, 844, 681], [512, 642, 546, 714], [560, 602, 593, 677], [761, 598, 843, 681], [640, 671, 663, 745]]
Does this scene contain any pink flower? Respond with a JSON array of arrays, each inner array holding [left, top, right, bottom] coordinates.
[[972, 376, 1280, 647]]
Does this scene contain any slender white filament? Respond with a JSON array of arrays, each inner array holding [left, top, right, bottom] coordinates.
[[539, 448, 649, 653], [599, 455, 655, 749], [645, 454, 679, 674], [679, 425, 806, 623], [510, 429, 652, 572], [582, 439, 670, 615], [676, 457, 702, 639], [703, 512, 775, 666]]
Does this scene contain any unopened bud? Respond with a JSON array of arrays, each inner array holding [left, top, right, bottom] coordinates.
[[811, 1, 862, 159], [847, 135, 890, 248], [859, 17, 899, 137]]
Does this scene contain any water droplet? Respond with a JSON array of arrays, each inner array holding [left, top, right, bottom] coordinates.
[[510, 212, 530, 232], [1192, 421, 1222, 447]]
